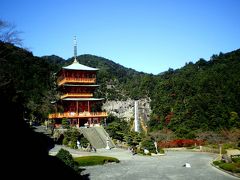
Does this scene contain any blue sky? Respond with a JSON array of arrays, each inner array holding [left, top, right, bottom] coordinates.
[[1, 0, 240, 74]]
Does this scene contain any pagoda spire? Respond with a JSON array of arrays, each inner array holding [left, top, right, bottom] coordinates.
[[73, 36, 78, 63]]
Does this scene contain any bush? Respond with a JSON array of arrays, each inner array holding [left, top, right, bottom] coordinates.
[[63, 128, 81, 149], [159, 148, 165, 154], [74, 156, 120, 166], [213, 160, 224, 166], [70, 141, 77, 149], [62, 118, 70, 129], [141, 138, 156, 153], [219, 163, 240, 173], [158, 139, 204, 148], [56, 148, 78, 171], [63, 138, 68, 146], [232, 157, 240, 163], [136, 148, 145, 155], [222, 143, 237, 150], [79, 136, 89, 148]]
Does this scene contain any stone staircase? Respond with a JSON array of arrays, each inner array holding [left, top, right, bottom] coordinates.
[[79, 126, 115, 149]]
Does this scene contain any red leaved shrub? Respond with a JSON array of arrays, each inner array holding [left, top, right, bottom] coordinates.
[[158, 139, 204, 148]]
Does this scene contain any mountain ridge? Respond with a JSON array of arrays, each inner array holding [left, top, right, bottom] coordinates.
[[1, 42, 239, 137]]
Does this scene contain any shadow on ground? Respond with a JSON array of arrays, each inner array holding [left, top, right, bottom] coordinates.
[[1, 83, 89, 179]]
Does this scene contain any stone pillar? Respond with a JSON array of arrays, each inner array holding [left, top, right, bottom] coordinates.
[[88, 118, 91, 127], [106, 137, 110, 150]]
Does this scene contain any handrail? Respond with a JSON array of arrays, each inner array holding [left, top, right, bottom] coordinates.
[[48, 111, 108, 119], [58, 77, 96, 86], [60, 93, 93, 99]]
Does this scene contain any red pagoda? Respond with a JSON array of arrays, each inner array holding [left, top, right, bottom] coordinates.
[[48, 38, 107, 127]]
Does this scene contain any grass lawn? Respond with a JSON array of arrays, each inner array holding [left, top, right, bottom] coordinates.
[[74, 156, 120, 166]]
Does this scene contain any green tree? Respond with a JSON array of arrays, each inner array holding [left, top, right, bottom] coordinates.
[[63, 128, 81, 149]]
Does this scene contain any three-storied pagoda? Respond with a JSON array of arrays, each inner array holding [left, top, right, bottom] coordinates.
[[48, 37, 107, 127]]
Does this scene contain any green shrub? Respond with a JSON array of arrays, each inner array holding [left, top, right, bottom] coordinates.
[[62, 118, 70, 129], [56, 148, 78, 171], [74, 156, 120, 166], [219, 163, 240, 173], [70, 141, 77, 149], [159, 148, 165, 154], [222, 143, 237, 153], [141, 138, 156, 153], [63, 138, 68, 146], [79, 136, 89, 148], [136, 148, 145, 155], [63, 128, 81, 149], [213, 160, 224, 166], [232, 157, 240, 163]]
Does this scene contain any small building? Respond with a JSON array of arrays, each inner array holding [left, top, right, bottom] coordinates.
[[48, 38, 107, 127]]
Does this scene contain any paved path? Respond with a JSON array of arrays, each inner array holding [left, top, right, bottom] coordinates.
[[49, 146, 238, 180]]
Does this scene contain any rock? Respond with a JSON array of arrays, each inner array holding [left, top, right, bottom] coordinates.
[[102, 98, 151, 121], [222, 154, 232, 163], [144, 149, 150, 154], [183, 163, 191, 168]]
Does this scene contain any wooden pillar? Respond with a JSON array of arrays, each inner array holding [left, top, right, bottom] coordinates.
[[88, 101, 90, 112], [76, 101, 79, 113]]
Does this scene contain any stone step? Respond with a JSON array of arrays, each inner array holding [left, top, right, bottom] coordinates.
[[80, 127, 115, 149]]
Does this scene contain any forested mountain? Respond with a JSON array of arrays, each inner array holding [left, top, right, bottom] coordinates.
[[1, 41, 239, 138], [0, 42, 57, 121], [149, 50, 240, 137]]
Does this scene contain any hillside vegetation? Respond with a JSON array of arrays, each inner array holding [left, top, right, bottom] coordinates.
[[149, 50, 240, 137], [1, 42, 240, 138]]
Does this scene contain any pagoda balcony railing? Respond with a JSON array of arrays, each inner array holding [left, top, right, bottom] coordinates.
[[58, 77, 96, 86], [60, 93, 93, 99], [48, 111, 108, 119]]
